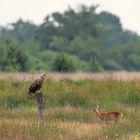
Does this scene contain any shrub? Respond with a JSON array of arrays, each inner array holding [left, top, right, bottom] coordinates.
[[52, 53, 76, 72]]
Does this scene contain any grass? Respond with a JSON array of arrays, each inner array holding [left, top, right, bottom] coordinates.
[[0, 74, 140, 140]]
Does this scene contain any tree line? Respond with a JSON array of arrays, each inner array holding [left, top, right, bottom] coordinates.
[[0, 5, 140, 72]]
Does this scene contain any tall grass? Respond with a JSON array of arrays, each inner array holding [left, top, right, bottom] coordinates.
[[0, 76, 139, 140]]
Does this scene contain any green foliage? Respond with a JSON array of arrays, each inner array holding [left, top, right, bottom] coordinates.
[[0, 35, 29, 71], [52, 53, 76, 72], [10, 19, 37, 42], [51, 53, 90, 71], [28, 56, 48, 71], [97, 12, 123, 48], [90, 57, 103, 72], [103, 59, 124, 70], [0, 5, 140, 71]]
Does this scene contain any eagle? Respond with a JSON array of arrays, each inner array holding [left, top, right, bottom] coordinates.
[[28, 74, 46, 95]]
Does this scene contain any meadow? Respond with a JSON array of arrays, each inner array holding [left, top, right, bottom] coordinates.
[[0, 72, 140, 140]]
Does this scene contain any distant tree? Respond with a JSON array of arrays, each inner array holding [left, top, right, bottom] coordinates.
[[103, 59, 123, 70], [1, 19, 37, 43], [0, 35, 29, 71], [0, 4, 140, 72], [28, 56, 48, 72], [52, 53, 76, 72], [36, 15, 59, 49], [50, 36, 70, 52], [36, 5, 98, 49], [97, 12, 123, 48], [120, 30, 139, 44], [90, 57, 103, 72]]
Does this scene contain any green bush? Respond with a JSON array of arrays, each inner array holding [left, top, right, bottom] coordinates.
[[52, 53, 76, 72]]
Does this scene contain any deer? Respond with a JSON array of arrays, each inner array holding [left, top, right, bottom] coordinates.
[[93, 106, 123, 123]]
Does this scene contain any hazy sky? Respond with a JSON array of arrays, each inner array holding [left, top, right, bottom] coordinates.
[[0, 0, 140, 34]]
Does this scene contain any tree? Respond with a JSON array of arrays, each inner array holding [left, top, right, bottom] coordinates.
[[52, 53, 76, 72], [1, 19, 37, 43], [0, 35, 29, 71], [97, 12, 123, 48], [90, 57, 103, 72], [36, 5, 98, 49], [0, 4, 140, 72]]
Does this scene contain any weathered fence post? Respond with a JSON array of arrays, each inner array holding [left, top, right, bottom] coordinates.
[[36, 91, 45, 122]]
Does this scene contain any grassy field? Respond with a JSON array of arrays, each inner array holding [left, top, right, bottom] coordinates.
[[0, 73, 140, 140]]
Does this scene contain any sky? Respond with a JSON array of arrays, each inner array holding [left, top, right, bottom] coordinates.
[[0, 0, 140, 34]]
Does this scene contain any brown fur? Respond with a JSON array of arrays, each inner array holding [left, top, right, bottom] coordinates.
[[93, 108, 123, 122]]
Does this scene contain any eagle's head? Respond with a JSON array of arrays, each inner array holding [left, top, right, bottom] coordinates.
[[40, 74, 46, 80]]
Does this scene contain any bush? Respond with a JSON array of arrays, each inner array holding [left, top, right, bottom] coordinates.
[[90, 57, 104, 72], [52, 53, 76, 72], [0, 36, 29, 71]]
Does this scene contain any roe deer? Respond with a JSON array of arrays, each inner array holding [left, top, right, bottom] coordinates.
[[93, 106, 123, 122]]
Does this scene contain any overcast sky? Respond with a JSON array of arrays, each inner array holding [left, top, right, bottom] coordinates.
[[0, 0, 140, 34]]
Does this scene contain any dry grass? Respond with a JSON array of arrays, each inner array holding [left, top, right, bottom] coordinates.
[[0, 114, 107, 140], [0, 73, 140, 140], [1, 71, 140, 81]]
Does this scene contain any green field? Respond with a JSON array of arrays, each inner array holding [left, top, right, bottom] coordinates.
[[0, 76, 140, 140]]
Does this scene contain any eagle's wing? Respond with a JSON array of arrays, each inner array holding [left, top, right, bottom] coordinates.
[[28, 79, 42, 94]]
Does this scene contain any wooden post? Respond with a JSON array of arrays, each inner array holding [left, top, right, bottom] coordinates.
[[36, 91, 45, 122]]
